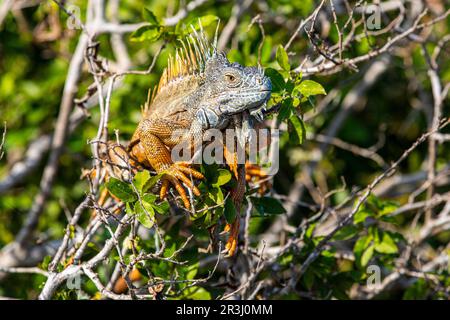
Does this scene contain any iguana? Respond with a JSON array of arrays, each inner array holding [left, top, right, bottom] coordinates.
[[102, 26, 272, 257]]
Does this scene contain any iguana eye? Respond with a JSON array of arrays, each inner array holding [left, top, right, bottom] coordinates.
[[225, 74, 236, 82], [225, 73, 242, 88]]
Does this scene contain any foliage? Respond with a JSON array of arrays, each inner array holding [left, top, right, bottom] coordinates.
[[0, 0, 449, 300]]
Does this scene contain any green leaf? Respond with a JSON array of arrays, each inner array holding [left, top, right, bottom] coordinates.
[[251, 197, 286, 215], [142, 193, 158, 204], [379, 200, 399, 216], [142, 173, 163, 193], [276, 45, 290, 71], [135, 201, 155, 229], [333, 225, 359, 241], [208, 186, 224, 204], [294, 72, 303, 85], [297, 80, 326, 97], [353, 208, 373, 224], [213, 169, 232, 187], [125, 202, 135, 215], [285, 79, 295, 93], [353, 234, 372, 257], [264, 68, 285, 93], [143, 8, 160, 25], [370, 226, 380, 244], [152, 200, 170, 215], [184, 15, 219, 32], [182, 286, 211, 300], [360, 244, 374, 267], [305, 223, 316, 239], [39, 255, 52, 271], [130, 25, 163, 43], [224, 197, 236, 224], [106, 178, 137, 202], [375, 232, 398, 254], [198, 15, 219, 28], [140, 193, 169, 215], [69, 225, 75, 239], [133, 170, 150, 193], [321, 250, 335, 258], [163, 242, 177, 258], [186, 262, 199, 280], [289, 115, 306, 145], [278, 99, 293, 122]]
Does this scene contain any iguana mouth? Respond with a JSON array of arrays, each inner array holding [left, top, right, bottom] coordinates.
[[248, 101, 266, 111]]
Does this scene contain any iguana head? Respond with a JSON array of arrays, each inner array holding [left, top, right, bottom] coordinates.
[[197, 52, 271, 126], [147, 26, 272, 129]]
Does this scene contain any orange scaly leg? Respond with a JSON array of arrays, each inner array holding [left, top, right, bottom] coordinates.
[[134, 119, 204, 209], [222, 158, 246, 257]]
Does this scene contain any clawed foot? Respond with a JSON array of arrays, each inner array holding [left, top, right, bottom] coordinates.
[[159, 162, 204, 209], [245, 163, 271, 195], [221, 219, 240, 257]]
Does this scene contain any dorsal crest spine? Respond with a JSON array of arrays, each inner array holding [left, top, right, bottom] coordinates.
[[146, 23, 219, 109]]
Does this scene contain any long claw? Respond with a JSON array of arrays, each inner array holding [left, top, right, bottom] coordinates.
[[160, 179, 170, 200], [169, 175, 191, 209], [173, 171, 201, 196], [245, 163, 271, 195], [224, 145, 239, 179], [229, 162, 238, 179], [221, 219, 239, 257], [219, 223, 231, 235], [246, 168, 267, 178], [159, 162, 203, 209], [178, 165, 205, 179]]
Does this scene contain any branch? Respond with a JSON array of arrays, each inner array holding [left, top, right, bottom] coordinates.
[[292, 119, 449, 285]]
